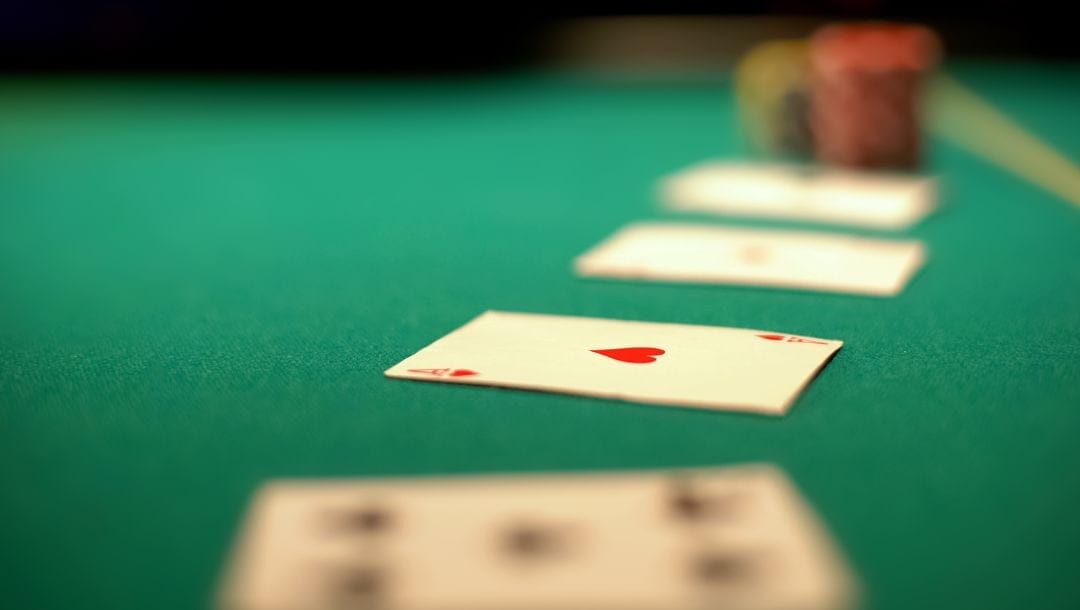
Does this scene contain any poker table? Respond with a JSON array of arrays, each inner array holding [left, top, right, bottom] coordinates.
[[2, 63, 1079, 610]]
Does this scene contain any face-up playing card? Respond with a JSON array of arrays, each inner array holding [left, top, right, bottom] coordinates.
[[384, 311, 842, 415], [217, 465, 858, 610], [662, 161, 937, 230], [575, 223, 925, 297]]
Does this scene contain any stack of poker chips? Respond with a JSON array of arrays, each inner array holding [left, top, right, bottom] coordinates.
[[736, 23, 941, 170]]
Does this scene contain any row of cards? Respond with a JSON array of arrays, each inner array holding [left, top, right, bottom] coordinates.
[[215, 161, 921, 608], [219, 465, 858, 610], [575, 161, 932, 298], [377, 161, 933, 414]]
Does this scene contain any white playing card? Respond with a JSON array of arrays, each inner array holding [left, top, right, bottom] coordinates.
[[384, 311, 842, 415], [218, 465, 858, 610], [661, 161, 937, 230], [575, 223, 925, 297]]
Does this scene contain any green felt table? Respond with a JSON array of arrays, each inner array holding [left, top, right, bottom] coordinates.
[[2, 63, 1079, 610]]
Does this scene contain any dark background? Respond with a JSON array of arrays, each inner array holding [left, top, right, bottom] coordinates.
[[1, 1, 1076, 73]]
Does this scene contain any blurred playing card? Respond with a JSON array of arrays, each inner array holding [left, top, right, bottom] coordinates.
[[218, 465, 858, 610], [662, 161, 936, 230], [576, 223, 926, 297]]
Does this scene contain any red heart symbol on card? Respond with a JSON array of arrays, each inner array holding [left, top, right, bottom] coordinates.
[[590, 347, 666, 364], [449, 369, 478, 377], [757, 334, 785, 341]]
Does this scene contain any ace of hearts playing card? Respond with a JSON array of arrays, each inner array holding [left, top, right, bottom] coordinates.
[[385, 311, 843, 415]]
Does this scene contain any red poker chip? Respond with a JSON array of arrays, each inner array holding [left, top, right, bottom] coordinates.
[[808, 23, 938, 168], [810, 23, 941, 76]]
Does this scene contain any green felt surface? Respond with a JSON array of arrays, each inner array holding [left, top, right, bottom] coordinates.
[[2, 64, 1079, 610]]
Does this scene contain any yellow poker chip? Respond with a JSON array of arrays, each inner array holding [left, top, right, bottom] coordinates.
[[735, 39, 812, 156]]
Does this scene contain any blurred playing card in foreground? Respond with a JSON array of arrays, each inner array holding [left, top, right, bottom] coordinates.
[[661, 161, 936, 230], [218, 465, 858, 610]]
